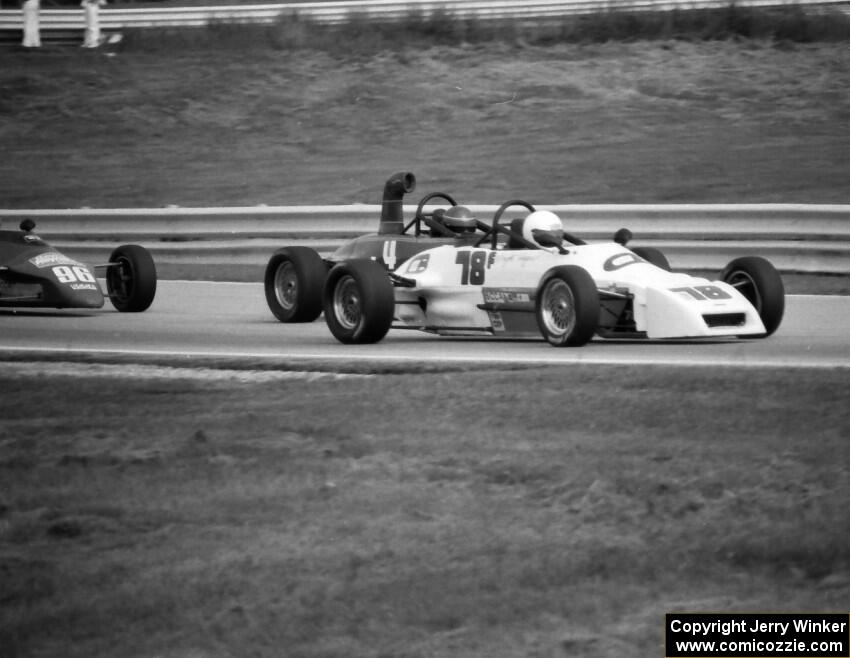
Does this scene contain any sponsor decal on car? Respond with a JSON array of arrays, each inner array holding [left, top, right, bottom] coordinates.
[[29, 252, 85, 269], [603, 252, 644, 272], [405, 254, 430, 274], [482, 288, 532, 305], [480, 288, 535, 314]]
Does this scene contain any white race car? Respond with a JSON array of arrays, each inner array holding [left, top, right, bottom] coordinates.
[[320, 200, 785, 346]]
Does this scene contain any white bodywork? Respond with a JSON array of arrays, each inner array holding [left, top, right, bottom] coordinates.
[[389, 242, 766, 339]]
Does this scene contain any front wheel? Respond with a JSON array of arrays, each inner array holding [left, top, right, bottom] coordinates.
[[720, 256, 784, 337], [107, 245, 157, 312], [264, 247, 327, 322], [535, 265, 599, 346], [322, 260, 395, 344]]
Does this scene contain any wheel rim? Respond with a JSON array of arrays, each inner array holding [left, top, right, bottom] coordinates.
[[540, 279, 576, 339], [333, 275, 361, 331], [274, 261, 298, 311], [727, 270, 762, 312]]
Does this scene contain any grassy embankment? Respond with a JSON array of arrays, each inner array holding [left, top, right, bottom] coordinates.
[[2, 4, 849, 210], [129, 2, 850, 50]]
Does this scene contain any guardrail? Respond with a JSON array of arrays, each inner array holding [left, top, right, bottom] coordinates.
[[1, 204, 848, 273], [2, 0, 848, 30]]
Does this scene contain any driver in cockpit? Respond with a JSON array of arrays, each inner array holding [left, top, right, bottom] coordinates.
[[520, 210, 565, 252], [434, 205, 479, 243]]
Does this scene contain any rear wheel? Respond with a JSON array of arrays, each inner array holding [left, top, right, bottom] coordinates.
[[323, 260, 395, 344], [720, 256, 784, 337], [536, 265, 599, 346], [264, 247, 327, 322], [107, 245, 157, 312]]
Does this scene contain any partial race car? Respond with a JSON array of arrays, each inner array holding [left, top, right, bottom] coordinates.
[[0, 219, 157, 312], [317, 200, 785, 346], [264, 171, 486, 322]]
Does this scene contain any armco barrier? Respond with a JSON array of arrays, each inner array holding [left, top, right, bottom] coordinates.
[[1, 0, 848, 30], [1, 204, 848, 274]]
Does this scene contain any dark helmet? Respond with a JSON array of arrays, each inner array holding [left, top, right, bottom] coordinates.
[[442, 205, 477, 232]]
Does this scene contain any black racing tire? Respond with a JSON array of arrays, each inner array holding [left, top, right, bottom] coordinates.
[[107, 244, 157, 312], [322, 259, 395, 344], [264, 247, 327, 322], [631, 246, 671, 271], [720, 256, 785, 337], [535, 265, 599, 347]]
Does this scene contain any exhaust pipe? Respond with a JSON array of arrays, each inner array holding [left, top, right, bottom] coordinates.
[[378, 171, 416, 235]]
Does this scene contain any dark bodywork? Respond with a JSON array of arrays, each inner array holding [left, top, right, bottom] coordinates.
[[0, 221, 157, 312], [0, 227, 104, 308]]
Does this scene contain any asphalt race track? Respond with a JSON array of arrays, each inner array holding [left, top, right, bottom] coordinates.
[[0, 281, 848, 369]]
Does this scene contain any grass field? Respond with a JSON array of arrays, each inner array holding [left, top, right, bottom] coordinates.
[[1, 363, 848, 657]]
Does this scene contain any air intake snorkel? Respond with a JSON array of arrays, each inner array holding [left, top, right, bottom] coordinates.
[[378, 171, 416, 234]]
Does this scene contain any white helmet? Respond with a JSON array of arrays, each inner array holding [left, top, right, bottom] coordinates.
[[522, 210, 564, 249]]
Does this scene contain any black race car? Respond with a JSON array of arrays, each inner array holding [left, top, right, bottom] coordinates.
[[0, 219, 157, 312], [264, 171, 482, 322]]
